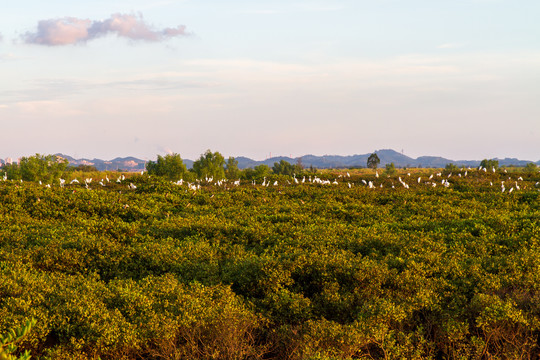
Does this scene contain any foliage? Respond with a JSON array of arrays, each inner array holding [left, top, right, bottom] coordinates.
[[242, 164, 272, 180], [525, 162, 538, 173], [480, 158, 499, 170], [145, 153, 188, 181], [0, 167, 539, 358], [0, 318, 36, 360], [272, 160, 301, 176], [445, 163, 460, 172], [67, 165, 98, 172], [385, 162, 397, 175], [225, 157, 240, 180], [192, 150, 226, 180], [367, 153, 380, 169], [1, 154, 67, 183]]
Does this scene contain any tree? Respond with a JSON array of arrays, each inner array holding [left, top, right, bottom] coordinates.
[[192, 150, 226, 180], [10, 154, 68, 183], [146, 153, 188, 181], [524, 162, 538, 173], [367, 153, 380, 169], [226, 157, 240, 180], [480, 159, 499, 171], [272, 160, 298, 176], [254, 164, 271, 179], [385, 162, 397, 175], [445, 163, 459, 172]]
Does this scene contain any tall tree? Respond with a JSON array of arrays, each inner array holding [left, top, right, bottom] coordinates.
[[16, 154, 68, 182], [193, 150, 226, 180], [146, 153, 188, 181], [272, 160, 298, 176], [367, 153, 380, 169], [226, 157, 240, 180]]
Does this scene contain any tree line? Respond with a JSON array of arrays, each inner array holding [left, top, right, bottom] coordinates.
[[145, 150, 305, 182]]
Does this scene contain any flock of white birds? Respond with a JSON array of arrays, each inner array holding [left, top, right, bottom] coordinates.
[[1, 166, 539, 194]]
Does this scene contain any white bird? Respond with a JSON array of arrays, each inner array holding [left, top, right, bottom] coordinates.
[[429, 174, 434, 180], [375, 172, 379, 178], [347, 172, 350, 177], [294, 177, 298, 184], [509, 187, 514, 193], [128, 183, 137, 190], [348, 183, 352, 188], [417, 177, 421, 183], [362, 179, 367, 185], [492, 167, 496, 173], [273, 181, 278, 186], [71, 179, 79, 184]]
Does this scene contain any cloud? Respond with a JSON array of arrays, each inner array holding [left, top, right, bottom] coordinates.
[[23, 13, 189, 46], [437, 43, 463, 49]]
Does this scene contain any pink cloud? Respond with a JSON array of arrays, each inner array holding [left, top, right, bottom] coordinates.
[[24, 13, 188, 46]]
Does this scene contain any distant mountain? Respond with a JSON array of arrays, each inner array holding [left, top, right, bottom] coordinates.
[[1, 151, 534, 171], [56, 154, 146, 172]]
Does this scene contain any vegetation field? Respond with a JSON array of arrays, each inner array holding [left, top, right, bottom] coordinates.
[[1, 167, 539, 359]]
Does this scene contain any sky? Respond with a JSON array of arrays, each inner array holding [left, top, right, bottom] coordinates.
[[1, 0, 539, 162]]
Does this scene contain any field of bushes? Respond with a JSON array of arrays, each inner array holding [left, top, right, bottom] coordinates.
[[1, 168, 539, 359]]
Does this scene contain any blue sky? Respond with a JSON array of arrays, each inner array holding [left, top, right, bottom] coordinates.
[[1, 0, 539, 161]]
